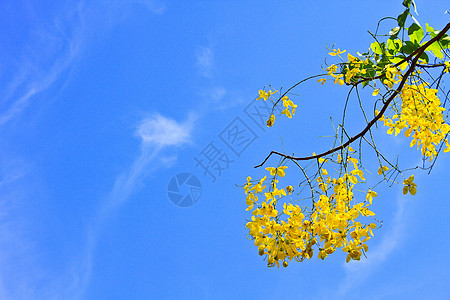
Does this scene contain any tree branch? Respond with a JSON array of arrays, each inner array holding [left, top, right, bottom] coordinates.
[[255, 22, 450, 168]]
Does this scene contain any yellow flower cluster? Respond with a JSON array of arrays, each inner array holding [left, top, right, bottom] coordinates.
[[244, 156, 379, 267], [248, 42, 449, 267], [256, 89, 278, 101], [328, 48, 346, 57], [343, 53, 369, 84], [403, 175, 417, 195], [256, 90, 297, 127], [319, 50, 406, 91], [281, 96, 297, 119], [325, 64, 344, 86], [382, 65, 402, 88], [266, 114, 275, 127], [320, 51, 377, 86], [379, 83, 450, 160]]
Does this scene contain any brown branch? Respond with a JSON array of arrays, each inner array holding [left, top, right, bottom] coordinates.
[[255, 22, 450, 169], [353, 25, 449, 85], [416, 63, 445, 68]]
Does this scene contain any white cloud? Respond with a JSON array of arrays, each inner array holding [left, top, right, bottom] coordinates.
[[0, 0, 166, 128], [0, 1, 173, 298], [196, 46, 214, 77], [137, 113, 195, 148], [70, 113, 194, 298], [0, 2, 86, 297], [0, 162, 44, 299], [0, 1, 84, 127]]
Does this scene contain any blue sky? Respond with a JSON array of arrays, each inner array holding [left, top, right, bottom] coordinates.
[[1, 0, 449, 299]]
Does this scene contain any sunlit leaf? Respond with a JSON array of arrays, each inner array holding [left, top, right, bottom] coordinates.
[[408, 23, 424, 44]]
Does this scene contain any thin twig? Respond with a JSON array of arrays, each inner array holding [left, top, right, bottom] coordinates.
[[255, 23, 450, 168]]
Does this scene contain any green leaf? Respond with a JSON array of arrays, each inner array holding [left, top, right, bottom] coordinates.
[[376, 55, 391, 70], [419, 51, 429, 63], [397, 9, 409, 28], [366, 68, 376, 79], [388, 56, 405, 64], [387, 38, 402, 55], [401, 41, 418, 54], [389, 27, 401, 37], [408, 23, 424, 43], [425, 23, 440, 38], [402, 0, 411, 8], [426, 41, 444, 59], [439, 35, 450, 49], [371, 42, 384, 55]]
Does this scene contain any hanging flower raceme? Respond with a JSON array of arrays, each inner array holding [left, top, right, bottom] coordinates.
[[379, 84, 450, 161], [243, 153, 380, 267], [245, 7, 450, 268], [256, 90, 298, 127]]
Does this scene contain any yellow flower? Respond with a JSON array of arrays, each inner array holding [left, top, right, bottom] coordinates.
[[318, 157, 327, 163], [256, 90, 268, 100], [334, 74, 345, 86], [250, 180, 266, 193], [256, 89, 278, 101], [347, 53, 357, 62], [243, 176, 252, 194], [444, 139, 450, 153], [281, 97, 297, 117], [343, 241, 362, 262], [372, 89, 380, 96], [329, 48, 346, 56], [286, 185, 294, 194], [265, 166, 288, 177], [246, 192, 256, 211], [383, 79, 394, 89], [267, 114, 275, 127], [444, 61, 450, 73], [291, 103, 297, 115], [403, 175, 417, 195], [327, 64, 338, 75], [281, 107, 292, 119], [377, 166, 389, 175], [317, 78, 327, 85], [366, 189, 377, 204]]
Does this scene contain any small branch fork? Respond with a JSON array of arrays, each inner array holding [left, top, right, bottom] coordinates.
[[255, 22, 450, 169]]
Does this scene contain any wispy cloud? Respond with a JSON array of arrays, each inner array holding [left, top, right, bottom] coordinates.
[[0, 1, 84, 127], [0, 1, 86, 298], [196, 46, 214, 78], [0, 1, 171, 299], [0, 0, 167, 128], [0, 158, 44, 299], [71, 113, 194, 298], [194, 44, 247, 112]]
